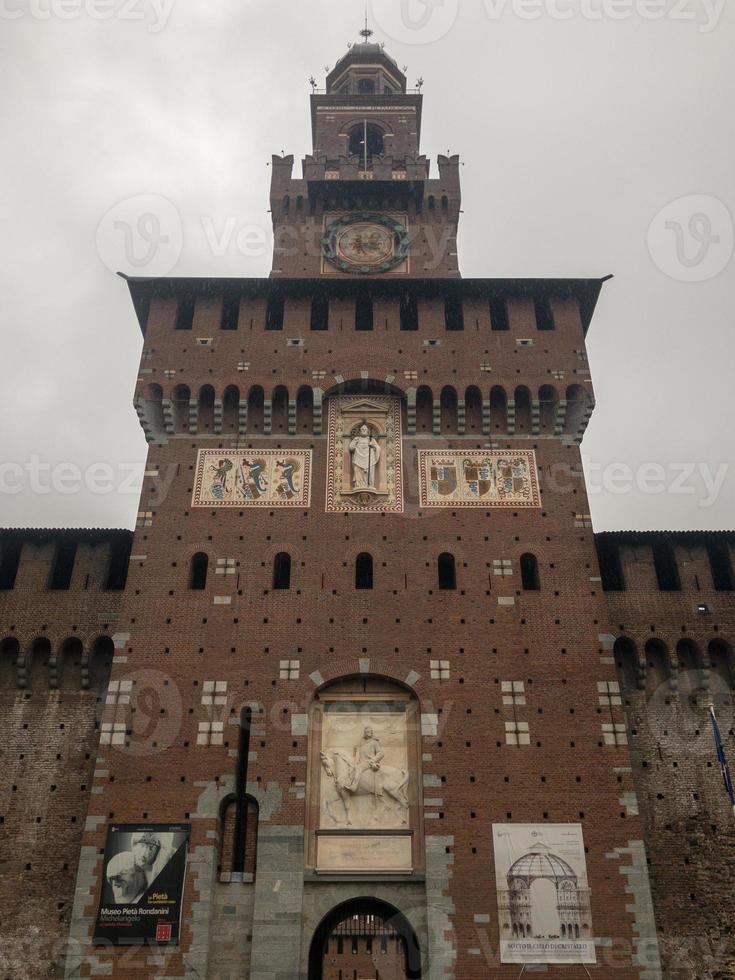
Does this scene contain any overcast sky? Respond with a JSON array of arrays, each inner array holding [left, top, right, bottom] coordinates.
[[0, 0, 733, 531]]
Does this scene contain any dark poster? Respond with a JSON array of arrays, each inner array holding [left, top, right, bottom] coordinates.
[[93, 824, 191, 947]]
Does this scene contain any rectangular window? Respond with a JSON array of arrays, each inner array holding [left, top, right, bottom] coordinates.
[[105, 537, 132, 591], [489, 295, 509, 331], [444, 293, 464, 331], [0, 538, 22, 590], [221, 293, 240, 331], [707, 539, 734, 591], [175, 294, 195, 331], [355, 293, 373, 331], [595, 536, 625, 591], [534, 296, 555, 331], [310, 292, 329, 331], [652, 541, 681, 592], [400, 291, 418, 331], [49, 540, 77, 591], [265, 295, 285, 331]]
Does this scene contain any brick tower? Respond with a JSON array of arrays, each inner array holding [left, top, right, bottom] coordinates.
[[58, 30, 664, 980]]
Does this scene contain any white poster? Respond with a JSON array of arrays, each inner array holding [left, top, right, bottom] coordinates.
[[492, 824, 596, 964]]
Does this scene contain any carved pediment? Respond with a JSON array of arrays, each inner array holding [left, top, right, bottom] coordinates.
[[341, 398, 391, 416]]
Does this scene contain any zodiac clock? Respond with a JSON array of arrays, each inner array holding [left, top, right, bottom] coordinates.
[[321, 212, 410, 274]]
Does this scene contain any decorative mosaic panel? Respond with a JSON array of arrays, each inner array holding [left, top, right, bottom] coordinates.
[[192, 450, 312, 508], [326, 395, 404, 513], [418, 450, 540, 508]]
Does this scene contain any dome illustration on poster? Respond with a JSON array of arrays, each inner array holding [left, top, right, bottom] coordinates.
[[492, 824, 596, 965]]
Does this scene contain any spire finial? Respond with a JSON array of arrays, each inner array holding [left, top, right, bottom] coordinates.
[[360, 3, 373, 43]]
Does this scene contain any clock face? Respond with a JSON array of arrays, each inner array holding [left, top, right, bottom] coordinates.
[[322, 213, 410, 274]]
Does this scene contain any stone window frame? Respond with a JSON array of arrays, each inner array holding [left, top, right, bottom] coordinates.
[[100, 680, 132, 745], [505, 720, 530, 746], [597, 680, 622, 708], [215, 558, 237, 576], [280, 660, 300, 680], [202, 680, 228, 706], [197, 720, 224, 746], [501, 681, 526, 706], [602, 723, 628, 747]]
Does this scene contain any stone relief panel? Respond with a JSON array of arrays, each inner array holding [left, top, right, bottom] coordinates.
[[315, 705, 413, 874], [325, 396, 404, 513], [319, 709, 410, 831], [192, 449, 312, 508], [418, 450, 541, 508]]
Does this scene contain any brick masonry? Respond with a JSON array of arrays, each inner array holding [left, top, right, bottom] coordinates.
[[0, 35, 732, 980]]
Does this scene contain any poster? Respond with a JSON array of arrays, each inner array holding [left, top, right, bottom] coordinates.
[[192, 449, 312, 508], [492, 824, 595, 964], [93, 824, 190, 947]]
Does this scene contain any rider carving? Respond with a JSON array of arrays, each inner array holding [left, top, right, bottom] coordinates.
[[346, 726, 384, 792], [320, 722, 410, 827]]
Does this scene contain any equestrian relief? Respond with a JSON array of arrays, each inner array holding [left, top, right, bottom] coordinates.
[[320, 724, 410, 829]]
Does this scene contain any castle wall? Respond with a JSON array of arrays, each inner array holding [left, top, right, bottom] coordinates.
[[0, 532, 126, 979], [603, 534, 735, 980]]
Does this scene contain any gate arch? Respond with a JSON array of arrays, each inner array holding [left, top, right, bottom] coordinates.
[[308, 898, 422, 980]]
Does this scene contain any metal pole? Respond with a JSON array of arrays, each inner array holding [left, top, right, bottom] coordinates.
[[233, 707, 251, 876], [364, 118, 368, 172]]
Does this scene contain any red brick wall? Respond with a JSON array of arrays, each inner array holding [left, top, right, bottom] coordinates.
[[0, 533, 122, 979]]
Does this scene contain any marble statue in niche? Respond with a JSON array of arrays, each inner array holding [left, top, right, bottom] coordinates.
[[325, 395, 404, 513], [349, 423, 381, 490]]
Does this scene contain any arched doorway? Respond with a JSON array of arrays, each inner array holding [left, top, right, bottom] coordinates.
[[308, 899, 421, 980]]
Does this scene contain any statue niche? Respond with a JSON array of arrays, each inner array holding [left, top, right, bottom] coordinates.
[[326, 395, 404, 513], [349, 423, 382, 492]]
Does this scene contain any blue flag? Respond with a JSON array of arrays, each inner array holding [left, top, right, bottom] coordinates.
[[710, 706, 735, 816]]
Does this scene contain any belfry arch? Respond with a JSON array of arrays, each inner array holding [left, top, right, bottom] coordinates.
[[308, 898, 422, 980]]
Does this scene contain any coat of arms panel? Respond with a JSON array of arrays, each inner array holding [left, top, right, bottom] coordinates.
[[419, 450, 540, 508]]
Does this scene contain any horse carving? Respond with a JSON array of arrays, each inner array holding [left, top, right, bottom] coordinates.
[[320, 749, 409, 826]]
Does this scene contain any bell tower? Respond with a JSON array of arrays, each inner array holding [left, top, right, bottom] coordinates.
[[270, 28, 461, 278]]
